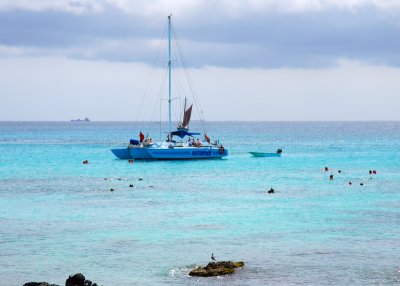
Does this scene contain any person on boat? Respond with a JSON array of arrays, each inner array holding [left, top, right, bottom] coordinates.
[[196, 139, 202, 147], [139, 131, 145, 143]]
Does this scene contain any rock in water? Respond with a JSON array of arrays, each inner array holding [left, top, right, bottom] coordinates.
[[65, 273, 85, 286], [24, 273, 97, 286], [23, 283, 59, 286], [189, 261, 244, 277]]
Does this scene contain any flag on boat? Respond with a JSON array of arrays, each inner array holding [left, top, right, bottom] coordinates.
[[204, 134, 211, 143]]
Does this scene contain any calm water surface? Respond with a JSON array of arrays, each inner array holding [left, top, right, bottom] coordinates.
[[0, 121, 399, 285]]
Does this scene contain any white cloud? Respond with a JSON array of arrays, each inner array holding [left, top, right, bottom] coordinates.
[[326, 0, 400, 12], [1, 0, 400, 15], [0, 0, 103, 14], [106, 0, 202, 16], [0, 45, 25, 56]]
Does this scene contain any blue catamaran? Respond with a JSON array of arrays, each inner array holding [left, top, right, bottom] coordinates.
[[111, 15, 228, 160]]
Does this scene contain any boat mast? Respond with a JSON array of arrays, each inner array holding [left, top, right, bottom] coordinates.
[[168, 14, 172, 140]]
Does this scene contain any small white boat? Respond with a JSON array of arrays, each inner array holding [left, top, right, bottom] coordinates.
[[249, 149, 282, 157]]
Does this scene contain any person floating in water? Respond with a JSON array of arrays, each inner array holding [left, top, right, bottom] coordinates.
[[139, 131, 145, 143], [211, 253, 216, 261]]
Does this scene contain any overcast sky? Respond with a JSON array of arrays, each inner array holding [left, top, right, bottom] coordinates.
[[1, 0, 400, 121]]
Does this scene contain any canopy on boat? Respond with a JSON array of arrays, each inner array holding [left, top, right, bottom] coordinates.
[[171, 129, 200, 138]]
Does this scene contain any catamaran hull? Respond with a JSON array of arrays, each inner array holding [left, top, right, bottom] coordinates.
[[109, 147, 227, 160], [111, 148, 132, 159], [111, 147, 227, 160], [145, 147, 228, 159]]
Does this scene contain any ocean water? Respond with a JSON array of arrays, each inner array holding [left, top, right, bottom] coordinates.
[[0, 121, 399, 285]]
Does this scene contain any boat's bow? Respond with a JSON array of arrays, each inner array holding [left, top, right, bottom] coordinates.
[[111, 148, 132, 159]]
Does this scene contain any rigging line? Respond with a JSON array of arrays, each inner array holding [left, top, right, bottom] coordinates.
[[173, 55, 184, 124], [173, 49, 183, 122], [133, 22, 168, 129], [145, 62, 169, 137], [171, 24, 210, 135], [159, 91, 162, 141], [142, 49, 166, 127]]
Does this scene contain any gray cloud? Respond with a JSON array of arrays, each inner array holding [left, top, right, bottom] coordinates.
[[1, 5, 400, 68]]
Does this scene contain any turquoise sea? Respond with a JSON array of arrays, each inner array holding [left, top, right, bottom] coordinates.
[[1, 121, 400, 285]]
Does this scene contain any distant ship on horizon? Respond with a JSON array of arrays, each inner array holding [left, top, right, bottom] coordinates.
[[71, 117, 90, 122]]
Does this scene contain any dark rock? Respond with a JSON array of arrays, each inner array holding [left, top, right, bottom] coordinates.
[[23, 273, 98, 286], [189, 261, 244, 277], [23, 283, 59, 286], [66, 273, 85, 286]]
